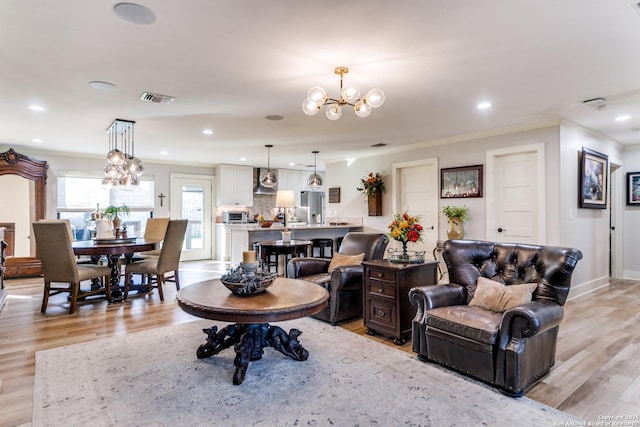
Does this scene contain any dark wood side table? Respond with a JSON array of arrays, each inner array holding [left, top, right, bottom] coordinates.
[[363, 259, 439, 345]]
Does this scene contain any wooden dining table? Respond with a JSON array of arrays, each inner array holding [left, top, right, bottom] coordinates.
[[72, 238, 161, 302]]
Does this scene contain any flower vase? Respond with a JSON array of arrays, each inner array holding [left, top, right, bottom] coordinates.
[[367, 193, 382, 216], [402, 241, 408, 258], [447, 217, 464, 239]]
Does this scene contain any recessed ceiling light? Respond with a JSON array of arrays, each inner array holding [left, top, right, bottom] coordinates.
[[477, 102, 492, 109], [240, 157, 247, 162], [89, 81, 118, 91], [202, 129, 214, 135], [265, 115, 284, 121], [615, 115, 631, 122], [113, 3, 157, 25], [28, 105, 45, 112], [32, 138, 43, 143], [160, 151, 168, 155], [289, 162, 296, 166]]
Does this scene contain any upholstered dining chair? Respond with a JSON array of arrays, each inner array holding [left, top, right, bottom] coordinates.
[[32, 221, 111, 314], [124, 219, 188, 301], [136, 217, 170, 259]]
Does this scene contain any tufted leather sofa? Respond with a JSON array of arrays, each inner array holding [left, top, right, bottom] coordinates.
[[287, 232, 388, 325], [409, 239, 582, 396]]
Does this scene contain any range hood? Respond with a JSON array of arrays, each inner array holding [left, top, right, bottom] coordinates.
[[254, 168, 277, 195]]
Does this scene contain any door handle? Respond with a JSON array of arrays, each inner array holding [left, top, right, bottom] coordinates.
[[497, 227, 506, 233]]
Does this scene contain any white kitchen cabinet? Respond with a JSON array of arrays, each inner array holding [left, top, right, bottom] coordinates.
[[216, 164, 253, 207], [277, 169, 302, 206]]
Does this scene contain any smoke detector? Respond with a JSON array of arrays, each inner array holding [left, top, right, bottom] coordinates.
[[582, 97, 606, 111], [140, 92, 175, 104]]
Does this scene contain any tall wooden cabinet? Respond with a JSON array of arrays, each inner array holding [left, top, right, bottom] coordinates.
[[0, 227, 7, 311], [363, 259, 439, 345]]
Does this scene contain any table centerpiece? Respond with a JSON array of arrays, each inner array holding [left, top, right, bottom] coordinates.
[[387, 211, 425, 263]]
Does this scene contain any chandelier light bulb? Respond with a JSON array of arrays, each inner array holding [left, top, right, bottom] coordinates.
[[302, 99, 321, 116], [101, 177, 117, 190], [107, 148, 125, 165], [354, 101, 373, 118], [364, 88, 385, 108], [342, 86, 360, 103], [307, 86, 327, 103], [325, 104, 342, 120], [125, 156, 144, 176], [119, 173, 139, 190]]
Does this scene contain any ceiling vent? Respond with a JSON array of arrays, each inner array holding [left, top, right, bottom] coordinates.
[[582, 97, 606, 111], [140, 92, 175, 104]]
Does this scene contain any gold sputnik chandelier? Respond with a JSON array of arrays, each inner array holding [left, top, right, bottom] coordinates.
[[302, 66, 385, 120]]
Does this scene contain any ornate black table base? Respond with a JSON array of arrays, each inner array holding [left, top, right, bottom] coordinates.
[[197, 323, 309, 385]]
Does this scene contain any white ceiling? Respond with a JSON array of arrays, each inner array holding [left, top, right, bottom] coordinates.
[[2, 0, 640, 172]]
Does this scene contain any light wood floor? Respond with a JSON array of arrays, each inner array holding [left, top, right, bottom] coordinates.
[[1, 261, 638, 426]]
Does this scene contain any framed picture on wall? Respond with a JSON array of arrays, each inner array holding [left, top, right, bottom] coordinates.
[[626, 172, 640, 205], [579, 147, 608, 209], [440, 165, 483, 198]]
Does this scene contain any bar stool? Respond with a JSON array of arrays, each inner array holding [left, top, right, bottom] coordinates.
[[254, 242, 278, 273], [311, 238, 334, 259]]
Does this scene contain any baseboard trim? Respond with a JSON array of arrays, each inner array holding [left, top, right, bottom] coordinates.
[[567, 276, 610, 301]]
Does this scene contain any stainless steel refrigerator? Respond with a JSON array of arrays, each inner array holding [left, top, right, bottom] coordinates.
[[300, 191, 325, 225]]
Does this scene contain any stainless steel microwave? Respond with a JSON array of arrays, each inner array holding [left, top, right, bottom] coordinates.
[[222, 211, 248, 223]]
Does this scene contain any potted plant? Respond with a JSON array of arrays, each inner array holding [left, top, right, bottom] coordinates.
[[356, 172, 385, 216], [104, 204, 130, 230], [442, 205, 469, 239]]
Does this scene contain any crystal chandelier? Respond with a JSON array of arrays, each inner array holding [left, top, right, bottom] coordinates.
[[101, 119, 144, 191], [307, 150, 323, 187], [259, 144, 277, 188], [302, 66, 385, 120]]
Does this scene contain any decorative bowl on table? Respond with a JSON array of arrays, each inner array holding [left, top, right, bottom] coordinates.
[[387, 248, 426, 264], [259, 220, 273, 228], [220, 265, 277, 296]]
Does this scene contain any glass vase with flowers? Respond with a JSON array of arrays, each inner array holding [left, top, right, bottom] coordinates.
[[387, 211, 425, 263]]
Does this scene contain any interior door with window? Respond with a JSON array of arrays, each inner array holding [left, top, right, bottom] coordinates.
[[170, 174, 213, 261]]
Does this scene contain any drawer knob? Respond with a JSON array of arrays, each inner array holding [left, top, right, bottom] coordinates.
[[377, 310, 385, 317], [378, 288, 384, 293], [376, 272, 383, 278]]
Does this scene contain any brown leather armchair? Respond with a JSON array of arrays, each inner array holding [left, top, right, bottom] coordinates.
[[287, 232, 388, 325], [409, 239, 582, 396]]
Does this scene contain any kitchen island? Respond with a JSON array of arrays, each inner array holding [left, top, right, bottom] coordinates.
[[226, 223, 363, 266]]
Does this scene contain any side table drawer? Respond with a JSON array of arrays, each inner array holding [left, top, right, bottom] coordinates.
[[367, 296, 397, 330], [367, 280, 396, 299], [367, 268, 395, 283]]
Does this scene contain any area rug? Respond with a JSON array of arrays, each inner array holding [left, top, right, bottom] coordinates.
[[33, 318, 582, 426]]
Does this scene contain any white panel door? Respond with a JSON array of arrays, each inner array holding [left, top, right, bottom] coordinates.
[[170, 175, 213, 261], [392, 158, 438, 255], [487, 144, 545, 244]]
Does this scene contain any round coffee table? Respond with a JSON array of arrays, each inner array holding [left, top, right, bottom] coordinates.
[[177, 278, 328, 385]]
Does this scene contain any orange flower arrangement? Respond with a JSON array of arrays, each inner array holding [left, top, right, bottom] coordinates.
[[356, 172, 385, 198], [387, 211, 424, 244]]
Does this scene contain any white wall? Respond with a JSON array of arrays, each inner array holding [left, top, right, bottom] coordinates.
[[621, 146, 640, 279], [0, 145, 215, 250], [326, 123, 623, 295], [326, 125, 562, 241], [558, 123, 623, 293]]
